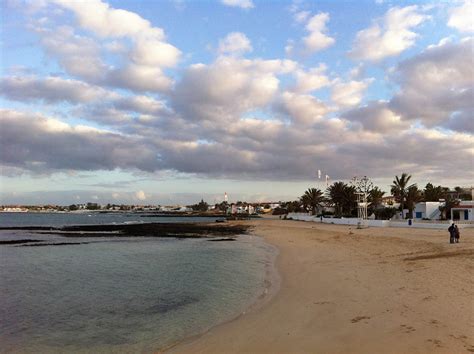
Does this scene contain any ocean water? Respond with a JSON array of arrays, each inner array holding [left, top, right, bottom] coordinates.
[[0, 214, 276, 353]]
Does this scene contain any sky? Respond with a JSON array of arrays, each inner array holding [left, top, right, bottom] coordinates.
[[0, 0, 473, 205]]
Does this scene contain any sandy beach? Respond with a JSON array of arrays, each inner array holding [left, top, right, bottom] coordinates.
[[169, 219, 474, 354]]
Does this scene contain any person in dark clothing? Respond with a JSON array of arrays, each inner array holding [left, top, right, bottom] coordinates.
[[448, 223, 456, 244], [454, 225, 460, 243]]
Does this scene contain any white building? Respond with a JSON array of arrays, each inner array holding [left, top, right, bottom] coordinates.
[[413, 201, 444, 220], [451, 201, 474, 221], [247, 205, 255, 214]]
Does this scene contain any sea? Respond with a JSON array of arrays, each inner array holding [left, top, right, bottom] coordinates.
[[0, 212, 277, 353]]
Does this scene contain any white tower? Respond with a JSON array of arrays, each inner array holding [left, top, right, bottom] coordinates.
[[224, 192, 228, 203], [356, 192, 368, 228]]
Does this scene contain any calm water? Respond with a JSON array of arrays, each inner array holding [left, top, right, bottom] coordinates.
[[0, 214, 276, 353]]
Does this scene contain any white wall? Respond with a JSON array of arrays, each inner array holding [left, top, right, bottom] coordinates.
[[413, 202, 443, 219], [426, 202, 442, 219], [413, 203, 426, 218], [287, 213, 317, 222], [287, 213, 473, 229]]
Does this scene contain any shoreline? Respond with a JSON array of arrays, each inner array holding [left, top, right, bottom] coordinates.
[[160, 232, 281, 353], [168, 219, 474, 353]]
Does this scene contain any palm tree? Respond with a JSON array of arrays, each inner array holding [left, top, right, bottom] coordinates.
[[368, 187, 385, 210], [300, 188, 325, 215], [327, 182, 356, 217], [405, 185, 423, 218], [391, 173, 415, 218], [423, 183, 444, 201], [439, 195, 460, 220]]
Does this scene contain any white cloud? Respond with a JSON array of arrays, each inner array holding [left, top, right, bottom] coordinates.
[[173, 57, 297, 123], [389, 37, 473, 126], [331, 79, 373, 107], [221, 0, 254, 9], [448, 0, 474, 33], [280, 91, 329, 125], [130, 37, 181, 67], [443, 111, 474, 133], [349, 64, 365, 80], [292, 63, 330, 93], [51, 0, 165, 39], [114, 95, 167, 115], [106, 64, 173, 92], [0, 109, 161, 173], [0, 76, 114, 103], [294, 11, 310, 23], [37, 0, 181, 93], [303, 12, 335, 53], [0, 75, 170, 122], [218, 32, 253, 55], [350, 5, 429, 61], [343, 101, 406, 132], [39, 25, 107, 81], [2, 0, 473, 189], [135, 190, 147, 200]]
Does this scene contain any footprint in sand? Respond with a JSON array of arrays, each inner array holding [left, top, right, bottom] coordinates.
[[400, 324, 416, 333], [351, 316, 371, 323], [426, 339, 443, 348], [449, 334, 474, 352]]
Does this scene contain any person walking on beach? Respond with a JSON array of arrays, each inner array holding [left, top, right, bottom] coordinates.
[[454, 224, 460, 243], [448, 223, 456, 244]]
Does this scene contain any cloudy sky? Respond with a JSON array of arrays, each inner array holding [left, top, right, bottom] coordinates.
[[1, 0, 473, 205]]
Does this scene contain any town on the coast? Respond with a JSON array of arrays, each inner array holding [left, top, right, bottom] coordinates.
[[3, 173, 473, 225]]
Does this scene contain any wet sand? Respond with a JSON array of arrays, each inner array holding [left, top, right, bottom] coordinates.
[[169, 219, 474, 353]]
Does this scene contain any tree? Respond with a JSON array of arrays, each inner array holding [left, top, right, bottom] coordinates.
[[405, 185, 423, 218], [192, 199, 209, 212], [86, 202, 99, 210], [423, 183, 444, 201], [391, 173, 415, 218], [68, 204, 78, 211], [453, 186, 473, 201], [327, 182, 356, 217], [368, 187, 385, 214], [350, 176, 374, 195], [281, 200, 302, 213], [300, 188, 325, 215], [215, 201, 228, 212], [374, 207, 398, 220], [454, 186, 463, 199], [439, 195, 460, 220]]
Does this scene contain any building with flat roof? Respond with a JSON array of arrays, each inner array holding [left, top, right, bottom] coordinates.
[[451, 201, 474, 221]]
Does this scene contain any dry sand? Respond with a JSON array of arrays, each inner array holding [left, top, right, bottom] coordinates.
[[169, 219, 474, 354]]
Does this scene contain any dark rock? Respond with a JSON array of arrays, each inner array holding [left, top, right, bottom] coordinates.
[[0, 239, 44, 245], [207, 238, 237, 242], [7, 223, 250, 239], [16, 242, 88, 247]]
